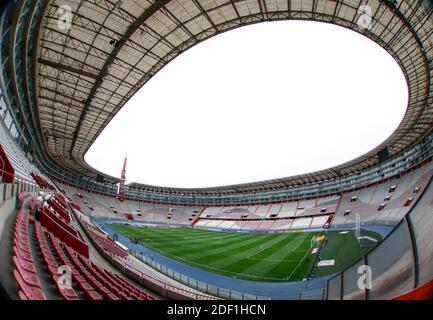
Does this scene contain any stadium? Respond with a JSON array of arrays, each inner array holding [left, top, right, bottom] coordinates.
[[0, 0, 432, 302]]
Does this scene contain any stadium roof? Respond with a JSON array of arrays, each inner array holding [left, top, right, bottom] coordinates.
[[36, 0, 432, 193]]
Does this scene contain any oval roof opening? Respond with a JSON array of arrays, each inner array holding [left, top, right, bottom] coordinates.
[[85, 20, 408, 188]]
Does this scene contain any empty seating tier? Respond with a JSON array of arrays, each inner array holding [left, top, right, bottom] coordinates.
[[8, 192, 157, 300]]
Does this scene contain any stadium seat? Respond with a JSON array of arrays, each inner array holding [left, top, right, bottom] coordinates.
[[18, 291, 28, 300], [13, 256, 41, 288], [13, 270, 46, 300]]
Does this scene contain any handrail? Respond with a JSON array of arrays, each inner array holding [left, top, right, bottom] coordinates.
[[325, 169, 433, 300], [76, 213, 217, 300], [0, 167, 38, 187]]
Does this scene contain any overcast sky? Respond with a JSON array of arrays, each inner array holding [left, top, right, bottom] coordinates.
[[85, 20, 408, 188]]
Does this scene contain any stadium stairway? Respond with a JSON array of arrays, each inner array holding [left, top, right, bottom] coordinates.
[[35, 222, 86, 299], [28, 222, 65, 299]]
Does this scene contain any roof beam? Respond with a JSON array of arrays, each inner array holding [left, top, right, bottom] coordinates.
[[38, 58, 97, 79], [69, 0, 173, 156], [38, 58, 98, 79]]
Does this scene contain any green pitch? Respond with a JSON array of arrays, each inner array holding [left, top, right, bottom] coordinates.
[[312, 228, 383, 278], [109, 224, 323, 282]]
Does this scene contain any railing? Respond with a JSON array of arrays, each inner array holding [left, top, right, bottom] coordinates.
[[325, 171, 433, 300], [72, 210, 216, 300], [0, 180, 39, 208], [133, 253, 270, 300], [83, 218, 268, 299], [0, 166, 39, 190], [113, 255, 219, 300]]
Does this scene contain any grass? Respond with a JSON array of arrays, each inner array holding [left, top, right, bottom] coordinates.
[[109, 224, 324, 282], [312, 228, 383, 278]]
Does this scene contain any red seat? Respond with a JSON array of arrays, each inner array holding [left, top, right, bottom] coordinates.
[[16, 216, 27, 224], [16, 217, 28, 225], [47, 264, 59, 276], [41, 247, 55, 258], [44, 257, 59, 268], [59, 287, 79, 300], [14, 231, 30, 243], [13, 270, 46, 300], [83, 288, 103, 301], [38, 241, 49, 249], [13, 245, 33, 262], [72, 274, 87, 284], [130, 292, 141, 300], [68, 267, 81, 277], [15, 225, 28, 234], [104, 290, 121, 301], [74, 276, 95, 293], [50, 274, 79, 300], [78, 281, 94, 292], [14, 236, 31, 252], [87, 277, 102, 289], [15, 254, 36, 274], [15, 239, 32, 254], [13, 256, 41, 288], [32, 219, 152, 301], [18, 290, 28, 300]]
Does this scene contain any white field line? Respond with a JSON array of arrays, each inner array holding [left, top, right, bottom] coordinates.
[[244, 236, 288, 259], [246, 257, 301, 262], [120, 227, 315, 281], [285, 235, 316, 281], [244, 234, 307, 262], [136, 237, 292, 281]]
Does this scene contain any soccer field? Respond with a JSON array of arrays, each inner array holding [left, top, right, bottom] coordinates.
[[109, 224, 323, 282], [312, 228, 383, 278]]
